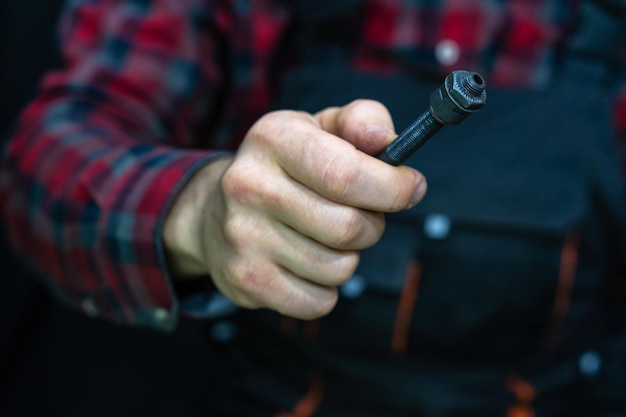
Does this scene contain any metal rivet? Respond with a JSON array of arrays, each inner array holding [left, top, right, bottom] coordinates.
[[579, 350, 602, 377], [340, 274, 366, 299], [424, 213, 451, 240], [154, 308, 170, 323], [81, 298, 99, 317], [435, 39, 460, 66]]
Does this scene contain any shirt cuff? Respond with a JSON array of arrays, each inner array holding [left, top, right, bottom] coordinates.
[[82, 149, 232, 332]]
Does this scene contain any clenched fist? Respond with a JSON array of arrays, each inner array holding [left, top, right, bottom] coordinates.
[[164, 99, 427, 319]]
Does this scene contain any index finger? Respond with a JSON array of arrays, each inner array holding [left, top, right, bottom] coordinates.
[[272, 113, 426, 212], [315, 99, 398, 155]]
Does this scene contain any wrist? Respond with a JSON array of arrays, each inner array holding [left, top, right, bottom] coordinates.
[[163, 155, 233, 280]]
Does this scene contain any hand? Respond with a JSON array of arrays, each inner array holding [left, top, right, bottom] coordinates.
[[164, 99, 427, 319]]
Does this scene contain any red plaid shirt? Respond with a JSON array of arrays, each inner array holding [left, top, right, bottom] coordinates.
[[2, 0, 625, 330]]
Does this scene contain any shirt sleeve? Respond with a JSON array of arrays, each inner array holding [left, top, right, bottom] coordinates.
[[0, 0, 233, 331]]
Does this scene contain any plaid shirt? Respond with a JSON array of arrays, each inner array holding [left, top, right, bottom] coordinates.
[[1, 0, 625, 330]]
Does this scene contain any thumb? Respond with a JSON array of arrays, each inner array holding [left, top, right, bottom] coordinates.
[[315, 99, 397, 155]]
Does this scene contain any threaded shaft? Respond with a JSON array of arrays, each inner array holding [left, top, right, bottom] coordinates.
[[377, 110, 443, 166]]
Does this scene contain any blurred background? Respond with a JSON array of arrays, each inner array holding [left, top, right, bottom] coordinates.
[[1, 0, 65, 411], [0, 1, 215, 416]]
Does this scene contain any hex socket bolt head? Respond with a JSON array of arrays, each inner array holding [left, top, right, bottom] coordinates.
[[430, 70, 487, 125], [376, 69, 487, 166]]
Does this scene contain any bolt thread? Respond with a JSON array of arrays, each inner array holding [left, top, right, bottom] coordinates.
[[461, 72, 486, 96], [379, 110, 443, 165]]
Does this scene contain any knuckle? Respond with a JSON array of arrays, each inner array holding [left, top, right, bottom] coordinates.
[[292, 290, 338, 320], [251, 110, 312, 146], [344, 99, 387, 121], [321, 156, 360, 202], [228, 260, 254, 293], [228, 259, 270, 301], [310, 291, 339, 318], [390, 172, 425, 211], [336, 99, 393, 147], [248, 111, 283, 146], [347, 98, 380, 111], [222, 213, 248, 248], [219, 267, 263, 310], [339, 99, 374, 132], [334, 252, 360, 284], [222, 163, 278, 209], [389, 188, 411, 211], [328, 209, 366, 248], [370, 214, 386, 243], [221, 164, 254, 204]]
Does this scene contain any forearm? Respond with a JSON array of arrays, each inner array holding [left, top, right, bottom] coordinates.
[[0, 0, 233, 330], [0, 100, 219, 330]]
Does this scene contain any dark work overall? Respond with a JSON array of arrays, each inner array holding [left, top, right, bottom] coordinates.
[[208, 2, 626, 416]]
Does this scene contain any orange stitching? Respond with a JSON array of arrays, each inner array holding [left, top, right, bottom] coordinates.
[[391, 260, 422, 356], [275, 374, 325, 417], [505, 374, 537, 417], [544, 233, 580, 347]]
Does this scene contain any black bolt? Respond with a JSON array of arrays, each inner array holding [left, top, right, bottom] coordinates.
[[376, 70, 487, 166]]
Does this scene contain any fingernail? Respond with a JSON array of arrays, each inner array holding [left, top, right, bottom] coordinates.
[[408, 178, 427, 208]]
